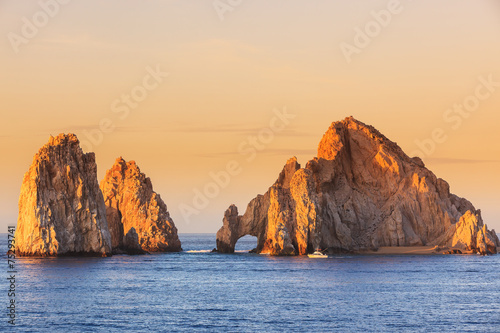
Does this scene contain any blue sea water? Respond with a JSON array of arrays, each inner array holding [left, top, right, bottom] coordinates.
[[1, 233, 499, 332]]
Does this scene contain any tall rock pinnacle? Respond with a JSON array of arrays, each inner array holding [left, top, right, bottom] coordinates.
[[16, 134, 112, 257], [100, 157, 181, 253]]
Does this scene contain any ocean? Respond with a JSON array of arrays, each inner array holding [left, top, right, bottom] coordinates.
[[1, 233, 499, 332]]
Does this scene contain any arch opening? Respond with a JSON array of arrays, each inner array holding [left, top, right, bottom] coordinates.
[[234, 235, 258, 253]]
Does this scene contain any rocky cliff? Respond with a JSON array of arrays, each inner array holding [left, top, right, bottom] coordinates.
[[100, 157, 181, 253], [216, 117, 499, 255], [15, 134, 112, 257]]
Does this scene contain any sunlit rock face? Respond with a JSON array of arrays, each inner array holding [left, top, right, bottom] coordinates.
[[216, 117, 499, 255], [435, 211, 499, 255], [100, 158, 181, 253], [16, 134, 112, 257]]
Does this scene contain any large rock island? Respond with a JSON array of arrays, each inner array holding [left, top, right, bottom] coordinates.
[[216, 117, 499, 256], [15, 134, 112, 256], [100, 157, 181, 253]]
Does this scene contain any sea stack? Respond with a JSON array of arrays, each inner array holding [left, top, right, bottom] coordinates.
[[15, 134, 112, 257], [100, 157, 181, 253], [216, 117, 500, 255]]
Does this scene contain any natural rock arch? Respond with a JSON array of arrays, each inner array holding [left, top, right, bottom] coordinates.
[[216, 117, 499, 256]]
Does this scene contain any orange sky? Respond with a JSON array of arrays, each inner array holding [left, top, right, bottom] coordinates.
[[1, 0, 499, 233]]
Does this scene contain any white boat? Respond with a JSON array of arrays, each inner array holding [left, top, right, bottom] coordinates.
[[308, 251, 328, 259]]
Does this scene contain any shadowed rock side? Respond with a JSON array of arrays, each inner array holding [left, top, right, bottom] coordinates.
[[216, 117, 500, 256], [100, 157, 181, 253], [15, 134, 112, 257]]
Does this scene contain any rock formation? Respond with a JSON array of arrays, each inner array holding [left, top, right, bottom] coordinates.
[[15, 134, 112, 257], [100, 157, 181, 253], [216, 117, 499, 255], [435, 211, 498, 255]]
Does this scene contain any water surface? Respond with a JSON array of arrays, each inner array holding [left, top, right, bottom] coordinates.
[[1, 233, 499, 332]]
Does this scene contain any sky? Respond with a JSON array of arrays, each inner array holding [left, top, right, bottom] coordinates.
[[1, 0, 499, 233]]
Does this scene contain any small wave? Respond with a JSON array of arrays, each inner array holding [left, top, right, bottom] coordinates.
[[185, 250, 253, 254]]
